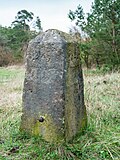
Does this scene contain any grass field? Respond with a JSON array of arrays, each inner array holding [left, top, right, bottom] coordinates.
[[0, 66, 120, 160]]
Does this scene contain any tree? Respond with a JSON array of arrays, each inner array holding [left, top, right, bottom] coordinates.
[[12, 10, 34, 31], [11, 10, 42, 60], [0, 10, 43, 66], [0, 26, 13, 66], [68, 5, 85, 30], [68, 0, 120, 69], [12, 10, 42, 32], [34, 16, 42, 31]]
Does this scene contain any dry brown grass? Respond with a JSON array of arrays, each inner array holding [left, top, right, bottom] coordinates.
[[0, 66, 24, 140]]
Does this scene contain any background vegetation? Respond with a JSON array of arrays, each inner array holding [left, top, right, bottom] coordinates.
[[69, 0, 120, 70], [0, 0, 120, 70], [0, 9, 42, 66]]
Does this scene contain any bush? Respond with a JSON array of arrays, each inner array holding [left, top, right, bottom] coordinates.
[[0, 52, 14, 67]]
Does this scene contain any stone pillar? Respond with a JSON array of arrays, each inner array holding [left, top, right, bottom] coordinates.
[[20, 29, 87, 143]]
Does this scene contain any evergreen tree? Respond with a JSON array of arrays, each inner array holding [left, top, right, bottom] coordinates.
[[68, 0, 120, 69]]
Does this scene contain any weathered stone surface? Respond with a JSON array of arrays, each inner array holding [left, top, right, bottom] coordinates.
[[20, 29, 87, 143]]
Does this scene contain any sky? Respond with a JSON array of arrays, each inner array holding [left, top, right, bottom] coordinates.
[[0, 0, 93, 32]]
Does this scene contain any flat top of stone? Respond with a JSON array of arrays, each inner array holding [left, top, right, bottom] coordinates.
[[31, 29, 79, 44]]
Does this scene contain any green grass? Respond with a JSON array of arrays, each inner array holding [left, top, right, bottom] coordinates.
[[0, 66, 24, 83], [0, 66, 120, 160]]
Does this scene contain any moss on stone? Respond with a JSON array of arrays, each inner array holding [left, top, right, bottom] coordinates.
[[65, 42, 87, 142], [25, 114, 64, 143]]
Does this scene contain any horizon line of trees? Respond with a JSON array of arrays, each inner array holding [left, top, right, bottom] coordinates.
[[0, 9, 42, 66], [0, 1, 120, 71], [68, 0, 120, 70]]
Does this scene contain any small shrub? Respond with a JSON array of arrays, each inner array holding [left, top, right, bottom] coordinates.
[[0, 52, 14, 67]]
